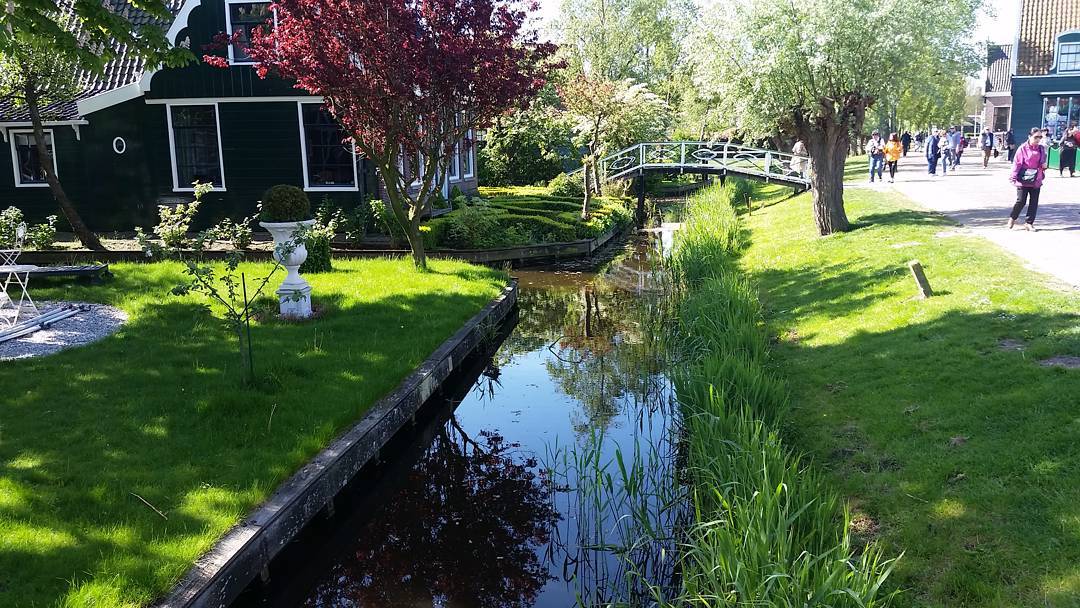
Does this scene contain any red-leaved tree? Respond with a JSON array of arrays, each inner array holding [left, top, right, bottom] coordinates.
[[245, 0, 555, 270]]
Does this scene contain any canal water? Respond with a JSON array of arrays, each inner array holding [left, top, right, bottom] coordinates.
[[234, 231, 683, 608]]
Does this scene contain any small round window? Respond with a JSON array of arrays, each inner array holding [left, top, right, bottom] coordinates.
[[112, 137, 127, 154]]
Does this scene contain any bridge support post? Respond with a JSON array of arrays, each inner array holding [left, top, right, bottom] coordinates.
[[636, 173, 647, 228]]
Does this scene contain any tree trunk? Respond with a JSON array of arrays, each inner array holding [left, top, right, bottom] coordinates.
[[25, 84, 105, 251], [805, 127, 851, 235], [581, 159, 593, 220], [591, 158, 602, 196], [404, 219, 428, 271]]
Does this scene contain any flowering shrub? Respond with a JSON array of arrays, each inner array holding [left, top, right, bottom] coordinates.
[[0, 206, 25, 248], [300, 204, 342, 273], [26, 215, 58, 250]]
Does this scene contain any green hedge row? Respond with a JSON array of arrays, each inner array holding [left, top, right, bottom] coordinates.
[[669, 181, 899, 606]]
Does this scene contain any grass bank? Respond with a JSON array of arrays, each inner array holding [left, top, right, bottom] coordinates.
[[422, 186, 631, 249], [0, 258, 505, 607], [669, 183, 897, 605], [740, 186, 1080, 606]]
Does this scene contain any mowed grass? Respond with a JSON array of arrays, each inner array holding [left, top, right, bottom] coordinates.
[[739, 186, 1080, 607], [0, 258, 506, 607]]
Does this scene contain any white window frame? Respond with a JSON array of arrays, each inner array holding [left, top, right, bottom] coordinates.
[[1057, 41, 1080, 73], [449, 141, 460, 181], [9, 129, 57, 188], [166, 102, 227, 193], [296, 102, 359, 192], [1051, 30, 1080, 73], [225, 0, 276, 66], [462, 128, 475, 179]]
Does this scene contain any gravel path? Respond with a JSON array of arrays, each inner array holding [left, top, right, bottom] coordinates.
[[0, 302, 127, 361]]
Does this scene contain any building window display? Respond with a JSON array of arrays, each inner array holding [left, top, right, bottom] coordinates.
[[1042, 96, 1080, 141]]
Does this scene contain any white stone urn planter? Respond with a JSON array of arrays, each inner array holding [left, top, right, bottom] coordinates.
[[260, 219, 316, 319]]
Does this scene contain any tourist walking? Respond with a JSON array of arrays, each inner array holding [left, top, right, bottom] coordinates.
[[1008, 128, 1048, 231], [901, 131, 912, 156], [927, 129, 942, 175], [1059, 123, 1078, 177], [884, 132, 903, 182], [980, 127, 995, 167], [946, 127, 963, 168], [791, 139, 808, 176], [867, 130, 886, 182], [1005, 128, 1017, 162], [915, 131, 925, 153]]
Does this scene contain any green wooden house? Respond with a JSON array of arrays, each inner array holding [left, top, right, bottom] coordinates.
[[0, 0, 479, 231]]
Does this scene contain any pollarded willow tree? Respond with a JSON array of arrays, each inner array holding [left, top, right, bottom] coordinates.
[[245, 0, 555, 270], [692, 0, 981, 235]]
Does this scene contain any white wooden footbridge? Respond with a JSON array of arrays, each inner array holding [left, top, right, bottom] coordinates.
[[597, 141, 811, 191]]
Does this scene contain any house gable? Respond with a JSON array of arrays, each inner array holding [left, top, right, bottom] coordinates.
[[1016, 0, 1080, 76]]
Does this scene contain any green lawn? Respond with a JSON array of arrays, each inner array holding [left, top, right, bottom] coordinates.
[[0, 258, 505, 607], [739, 187, 1080, 607]]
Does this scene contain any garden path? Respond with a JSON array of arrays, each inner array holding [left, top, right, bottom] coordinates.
[[857, 154, 1080, 289]]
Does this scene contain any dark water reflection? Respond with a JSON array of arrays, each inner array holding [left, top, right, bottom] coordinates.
[[235, 232, 681, 608]]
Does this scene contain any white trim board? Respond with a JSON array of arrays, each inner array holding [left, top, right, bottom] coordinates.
[[296, 102, 359, 192], [166, 103, 227, 193], [1041, 91, 1080, 96], [77, 83, 143, 116], [146, 96, 323, 105], [9, 129, 57, 188]]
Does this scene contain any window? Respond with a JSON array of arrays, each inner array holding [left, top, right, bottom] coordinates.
[[298, 104, 357, 190], [460, 129, 474, 178], [1041, 96, 1079, 141], [10, 130, 56, 187], [226, 1, 272, 64], [168, 104, 224, 191], [1059, 42, 1080, 73], [993, 106, 1010, 132]]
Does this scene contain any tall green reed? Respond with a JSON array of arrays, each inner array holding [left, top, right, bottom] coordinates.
[[669, 179, 899, 607]]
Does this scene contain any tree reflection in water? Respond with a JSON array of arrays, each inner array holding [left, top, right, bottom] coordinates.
[[302, 417, 559, 608]]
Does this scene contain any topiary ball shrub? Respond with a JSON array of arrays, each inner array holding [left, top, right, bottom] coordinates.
[[548, 172, 585, 198], [260, 185, 312, 222]]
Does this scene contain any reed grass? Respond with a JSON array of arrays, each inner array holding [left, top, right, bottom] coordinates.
[[669, 181, 899, 606]]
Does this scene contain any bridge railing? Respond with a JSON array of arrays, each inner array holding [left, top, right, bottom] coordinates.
[[600, 141, 810, 186]]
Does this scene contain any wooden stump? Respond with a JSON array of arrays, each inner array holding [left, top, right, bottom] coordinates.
[[908, 260, 933, 298]]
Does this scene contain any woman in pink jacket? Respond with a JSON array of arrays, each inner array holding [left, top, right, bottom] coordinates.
[[1008, 128, 1048, 231]]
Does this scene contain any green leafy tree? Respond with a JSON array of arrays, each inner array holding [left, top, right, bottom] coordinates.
[[479, 85, 573, 186], [691, 0, 982, 235], [0, 3, 192, 250]]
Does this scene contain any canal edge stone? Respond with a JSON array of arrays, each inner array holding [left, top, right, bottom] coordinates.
[[152, 279, 519, 608]]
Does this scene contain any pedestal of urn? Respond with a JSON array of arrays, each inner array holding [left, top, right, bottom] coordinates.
[[259, 220, 316, 318]]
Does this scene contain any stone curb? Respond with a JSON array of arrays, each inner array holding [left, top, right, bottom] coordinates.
[[153, 280, 519, 608]]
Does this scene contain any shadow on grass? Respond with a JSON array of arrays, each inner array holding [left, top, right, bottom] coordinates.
[[752, 260, 1080, 607], [849, 210, 956, 232], [0, 271, 506, 605]]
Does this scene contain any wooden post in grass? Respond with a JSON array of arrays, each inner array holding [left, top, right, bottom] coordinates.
[[908, 260, 933, 298]]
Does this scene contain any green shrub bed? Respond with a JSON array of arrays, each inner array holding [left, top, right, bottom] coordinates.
[[669, 181, 898, 606], [421, 186, 631, 250]]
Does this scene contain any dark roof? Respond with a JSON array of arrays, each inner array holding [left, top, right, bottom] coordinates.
[[1017, 0, 1080, 76], [0, 0, 185, 122], [985, 44, 1012, 93]]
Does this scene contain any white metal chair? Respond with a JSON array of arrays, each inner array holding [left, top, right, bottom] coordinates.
[[0, 223, 39, 327]]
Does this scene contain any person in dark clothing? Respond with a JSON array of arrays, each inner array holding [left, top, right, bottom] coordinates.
[[1005, 128, 1017, 162], [926, 129, 942, 175], [901, 131, 912, 156], [1059, 123, 1078, 177]]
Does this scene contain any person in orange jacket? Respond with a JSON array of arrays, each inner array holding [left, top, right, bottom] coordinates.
[[884, 132, 903, 183]]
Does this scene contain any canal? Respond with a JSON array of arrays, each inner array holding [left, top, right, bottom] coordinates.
[[234, 230, 683, 608]]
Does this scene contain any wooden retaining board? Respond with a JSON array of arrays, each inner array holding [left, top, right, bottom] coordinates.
[[153, 281, 519, 608], [17, 226, 624, 267]]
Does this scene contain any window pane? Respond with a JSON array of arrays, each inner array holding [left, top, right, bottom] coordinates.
[[171, 105, 222, 188], [302, 105, 354, 187], [1060, 43, 1080, 72], [13, 132, 54, 185], [229, 2, 272, 62], [460, 136, 472, 176]]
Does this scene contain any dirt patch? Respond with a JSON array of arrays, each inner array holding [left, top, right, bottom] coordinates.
[[948, 436, 968, 448], [997, 339, 1027, 352], [890, 241, 923, 249], [849, 511, 881, 543], [1039, 356, 1080, 369]]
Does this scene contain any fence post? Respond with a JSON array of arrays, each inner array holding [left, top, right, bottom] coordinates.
[[765, 151, 773, 179], [680, 142, 686, 166]]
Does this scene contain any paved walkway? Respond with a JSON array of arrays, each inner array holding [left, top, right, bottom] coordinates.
[[855, 153, 1080, 289]]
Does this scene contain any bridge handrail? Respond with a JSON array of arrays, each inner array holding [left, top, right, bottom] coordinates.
[[593, 140, 810, 186]]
